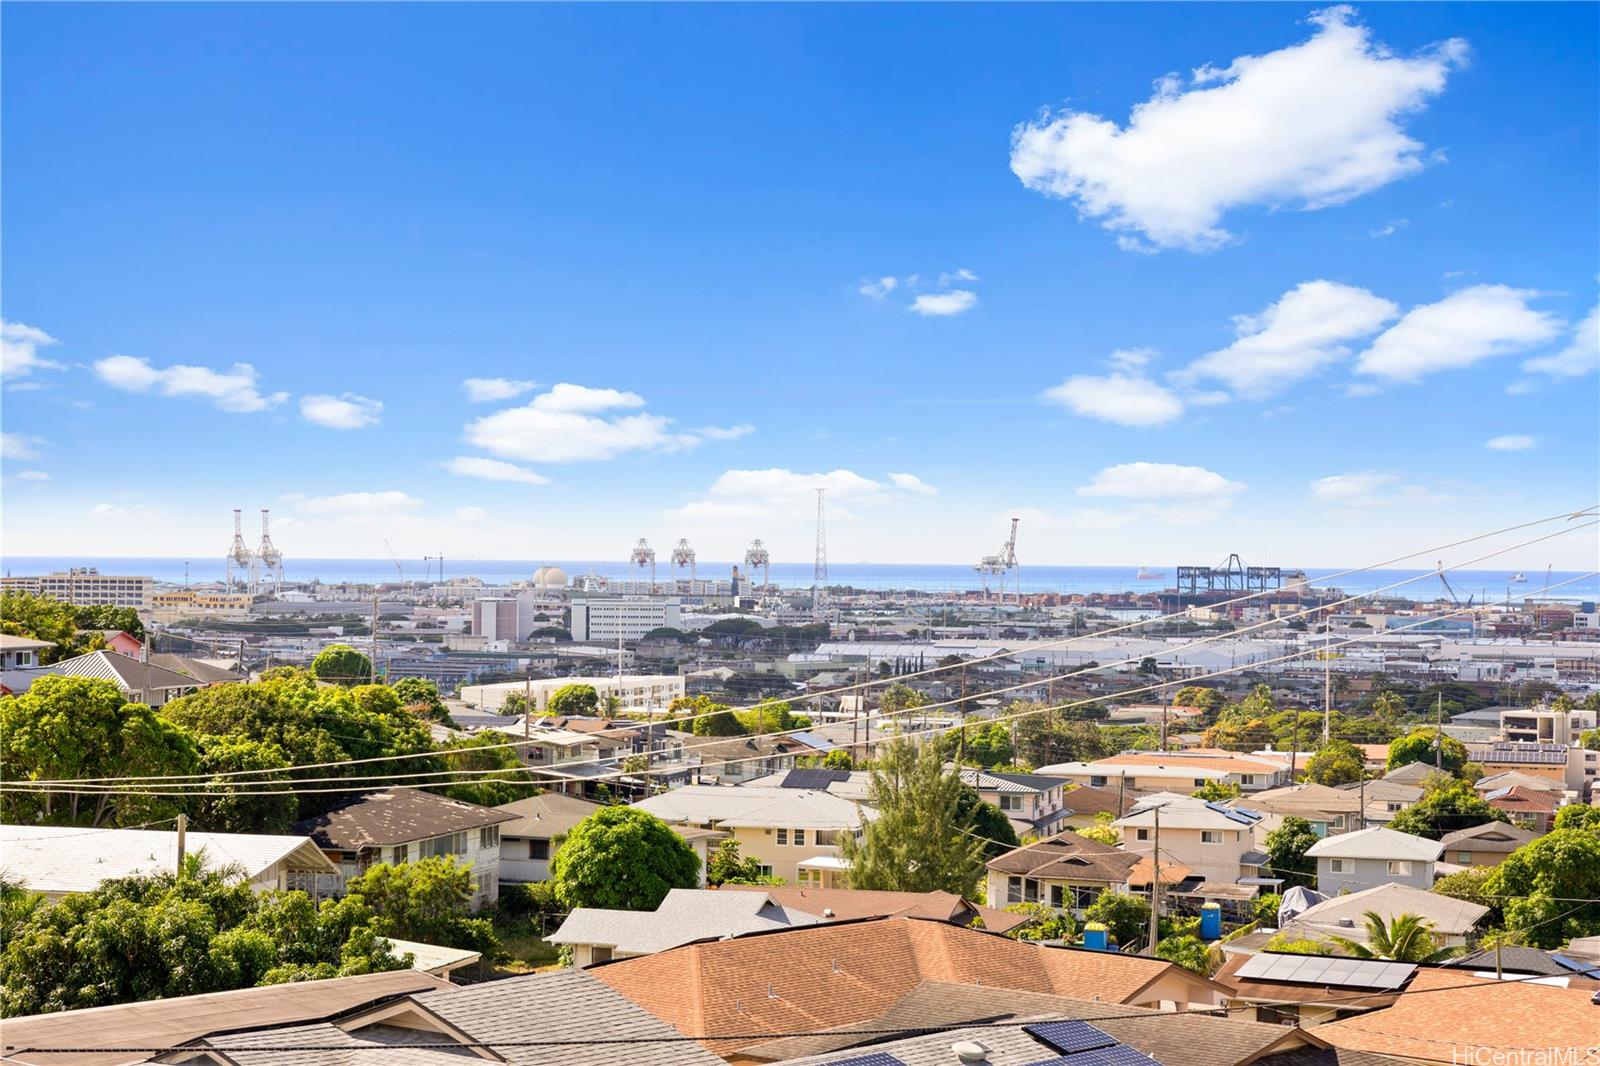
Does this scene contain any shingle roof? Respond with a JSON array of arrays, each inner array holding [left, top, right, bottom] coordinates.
[[1484, 785, 1563, 813], [1304, 827, 1443, 862], [1437, 821, 1539, 852], [633, 785, 870, 830], [147, 653, 244, 684], [1097, 751, 1287, 775], [718, 884, 1030, 934], [589, 915, 1217, 1058], [1314, 967, 1600, 1063], [0, 824, 335, 896], [1379, 762, 1437, 785], [1114, 797, 1263, 831], [1290, 883, 1489, 938], [986, 833, 1140, 884], [1244, 783, 1365, 817], [0, 969, 449, 1066], [1060, 784, 1144, 818], [547, 888, 818, 954], [959, 768, 1068, 793], [492, 791, 603, 839], [0, 634, 54, 651], [1441, 945, 1600, 979], [292, 788, 516, 849]]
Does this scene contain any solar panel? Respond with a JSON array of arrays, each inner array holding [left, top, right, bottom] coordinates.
[[826, 1054, 909, 1066], [1203, 801, 1259, 825], [1023, 1045, 1163, 1066], [780, 768, 849, 790], [1023, 1021, 1118, 1054], [1235, 952, 1415, 990]]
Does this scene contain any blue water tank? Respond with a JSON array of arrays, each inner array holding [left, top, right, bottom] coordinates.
[[1200, 902, 1223, 940], [1082, 926, 1109, 951]]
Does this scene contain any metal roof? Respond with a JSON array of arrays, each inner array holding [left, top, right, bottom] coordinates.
[[0, 825, 335, 895]]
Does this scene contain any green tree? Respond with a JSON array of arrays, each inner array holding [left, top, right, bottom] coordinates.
[[1003, 902, 1074, 942], [1082, 889, 1150, 949], [311, 643, 373, 686], [1263, 816, 1319, 889], [1432, 866, 1501, 926], [1075, 813, 1121, 847], [838, 739, 985, 896], [1261, 933, 1332, 955], [1327, 911, 1463, 962], [941, 720, 1014, 768], [1155, 934, 1214, 975], [1172, 686, 1225, 718], [1191, 780, 1242, 802], [550, 807, 700, 911], [0, 591, 83, 663], [344, 858, 500, 957], [191, 736, 297, 833], [1370, 690, 1406, 726], [0, 676, 197, 828], [692, 707, 747, 736], [1387, 780, 1506, 840], [1493, 829, 1600, 948], [547, 683, 600, 717], [435, 734, 536, 807], [879, 683, 931, 715], [822, 749, 854, 771], [1303, 739, 1366, 787], [1554, 805, 1600, 832], [1013, 710, 1107, 768], [72, 604, 147, 641], [705, 840, 777, 886], [954, 785, 1021, 860], [1579, 728, 1600, 752], [391, 678, 447, 719], [1387, 729, 1467, 775], [735, 700, 810, 735]]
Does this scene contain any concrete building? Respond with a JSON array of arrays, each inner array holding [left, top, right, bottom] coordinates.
[[460, 674, 685, 714], [1, 568, 153, 610], [1500, 704, 1597, 745], [149, 589, 253, 621], [1113, 797, 1264, 886], [570, 597, 681, 643], [472, 596, 523, 642]]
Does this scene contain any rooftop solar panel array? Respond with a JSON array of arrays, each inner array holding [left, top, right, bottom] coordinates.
[[780, 768, 850, 790], [827, 1054, 909, 1066], [1022, 1046, 1163, 1066], [1234, 952, 1415, 990], [1203, 801, 1261, 825], [1023, 1021, 1118, 1054]]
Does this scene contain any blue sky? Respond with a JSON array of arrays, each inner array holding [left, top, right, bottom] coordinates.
[[2, 3, 1596, 568]]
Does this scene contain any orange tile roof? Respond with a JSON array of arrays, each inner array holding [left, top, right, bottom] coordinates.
[[1314, 967, 1600, 1064], [589, 915, 1212, 1058]]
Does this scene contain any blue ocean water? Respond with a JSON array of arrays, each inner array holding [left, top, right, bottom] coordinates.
[[2, 556, 1595, 602]]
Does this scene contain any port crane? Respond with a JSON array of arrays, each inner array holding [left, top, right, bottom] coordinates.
[[975, 517, 1021, 602]]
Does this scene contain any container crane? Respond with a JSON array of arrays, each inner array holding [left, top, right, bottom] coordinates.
[[975, 517, 1020, 602]]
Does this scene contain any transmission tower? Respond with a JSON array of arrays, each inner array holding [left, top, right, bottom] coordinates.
[[256, 509, 284, 594], [744, 538, 772, 594], [226, 509, 254, 594], [975, 517, 1021, 602], [671, 538, 696, 584], [630, 538, 658, 587], [812, 489, 828, 616]]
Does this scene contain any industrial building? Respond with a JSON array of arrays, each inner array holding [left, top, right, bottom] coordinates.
[[570, 597, 682, 643]]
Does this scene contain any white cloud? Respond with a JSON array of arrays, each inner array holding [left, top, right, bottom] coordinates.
[[911, 290, 978, 317], [1521, 303, 1598, 378], [444, 456, 551, 486], [1, 432, 43, 460], [1042, 348, 1185, 427], [1010, 7, 1466, 251], [1309, 470, 1448, 507], [858, 276, 899, 299], [93, 355, 289, 412], [1484, 434, 1535, 452], [464, 383, 696, 464], [89, 503, 133, 518], [300, 393, 383, 430], [1077, 461, 1245, 500], [16, 470, 49, 482], [1355, 285, 1563, 382], [454, 505, 490, 523], [1178, 281, 1398, 397], [1370, 219, 1410, 238], [666, 468, 901, 524], [462, 377, 538, 403], [1, 320, 64, 380], [939, 268, 980, 285], [697, 424, 755, 441], [888, 472, 939, 495], [283, 491, 423, 515]]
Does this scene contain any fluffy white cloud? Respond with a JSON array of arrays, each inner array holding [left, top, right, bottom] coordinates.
[[462, 377, 538, 403], [444, 456, 551, 486], [16, 470, 49, 482], [462, 383, 744, 464], [911, 290, 978, 317], [1, 320, 64, 380], [666, 468, 912, 523], [1077, 461, 1245, 500], [939, 268, 980, 285], [1, 432, 43, 460], [1521, 303, 1598, 378], [858, 276, 898, 299], [300, 393, 383, 430], [889, 472, 939, 495], [1308, 470, 1447, 507], [93, 355, 289, 413], [283, 491, 423, 515], [1010, 8, 1466, 251], [1355, 285, 1563, 382], [1042, 348, 1185, 427], [1178, 281, 1398, 397], [1484, 434, 1535, 452]]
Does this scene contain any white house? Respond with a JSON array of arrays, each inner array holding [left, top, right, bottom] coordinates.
[[494, 792, 603, 883], [1303, 826, 1443, 895], [1113, 797, 1264, 886]]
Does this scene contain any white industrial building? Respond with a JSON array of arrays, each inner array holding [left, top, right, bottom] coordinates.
[[0, 568, 154, 610], [570, 597, 681, 643], [459, 673, 685, 714]]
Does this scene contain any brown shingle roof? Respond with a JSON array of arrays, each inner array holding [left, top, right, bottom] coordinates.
[[589, 915, 1219, 1058], [717, 884, 1030, 935], [492, 791, 603, 839], [1062, 784, 1145, 818], [292, 788, 516, 849], [986, 832, 1140, 884]]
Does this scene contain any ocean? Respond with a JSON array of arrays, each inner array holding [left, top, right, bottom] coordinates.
[[3, 556, 1595, 602]]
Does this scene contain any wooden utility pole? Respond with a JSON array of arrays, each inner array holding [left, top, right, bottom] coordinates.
[[370, 596, 379, 684], [1435, 694, 1444, 770], [1148, 804, 1162, 954], [175, 813, 188, 873]]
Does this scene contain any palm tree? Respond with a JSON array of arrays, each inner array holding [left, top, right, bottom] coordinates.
[[1327, 910, 1465, 963]]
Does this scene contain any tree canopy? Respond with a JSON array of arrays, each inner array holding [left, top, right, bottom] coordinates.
[[1082, 889, 1150, 949], [1263, 816, 1319, 890], [838, 738, 985, 897], [1327, 911, 1462, 962], [1303, 739, 1366, 787], [311, 643, 373, 686], [550, 806, 700, 911], [344, 857, 499, 957], [1387, 729, 1468, 775], [0, 591, 146, 664], [547, 683, 600, 717], [1492, 829, 1600, 948], [1387, 779, 1506, 839], [954, 785, 1021, 859]]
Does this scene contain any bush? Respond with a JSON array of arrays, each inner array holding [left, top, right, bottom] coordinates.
[[1083, 890, 1150, 949]]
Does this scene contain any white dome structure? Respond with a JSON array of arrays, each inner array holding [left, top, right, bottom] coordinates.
[[531, 565, 568, 590]]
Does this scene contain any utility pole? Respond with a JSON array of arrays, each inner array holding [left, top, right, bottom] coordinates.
[[370, 596, 379, 684], [1435, 693, 1444, 770], [1357, 775, 1366, 831], [1148, 804, 1162, 954], [175, 813, 188, 873], [1323, 649, 1332, 744], [523, 674, 532, 740]]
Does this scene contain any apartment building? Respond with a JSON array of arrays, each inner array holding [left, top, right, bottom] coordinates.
[[461, 674, 686, 714], [570, 597, 682, 642], [2, 568, 153, 610]]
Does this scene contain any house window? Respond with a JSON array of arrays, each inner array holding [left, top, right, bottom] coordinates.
[[1007, 876, 1042, 904], [1329, 859, 1347, 873], [776, 829, 789, 845], [1048, 884, 1064, 909], [1200, 830, 1223, 845], [479, 826, 500, 849], [1258, 1004, 1299, 1026], [1007, 876, 1024, 904], [530, 839, 551, 860], [757, 864, 774, 878], [1330, 815, 1346, 830], [477, 872, 494, 900], [1136, 828, 1150, 841], [1388, 860, 1413, 876], [999, 795, 1023, 812], [393, 843, 411, 863], [419, 831, 467, 859], [1072, 885, 1099, 910], [814, 830, 837, 846], [1458, 852, 1473, 864], [1090, 776, 1108, 787], [1193, 779, 1205, 787], [792, 829, 806, 847]]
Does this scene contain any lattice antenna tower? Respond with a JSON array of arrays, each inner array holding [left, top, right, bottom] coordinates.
[[812, 489, 828, 616]]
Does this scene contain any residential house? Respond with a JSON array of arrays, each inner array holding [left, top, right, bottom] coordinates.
[[549, 887, 822, 966], [1482, 783, 1564, 831], [1038, 760, 1233, 793], [0, 824, 337, 901], [1471, 769, 1567, 795], [1046, 749, 1290, 793], [745, 767, 874, 802], [1303, 826, 1442, 895], [94, 629, 144, 657], [0, 633, 52, 693], [1057, 782, 1144, 829], [1379, 761, 1438, 786], [292, 788, 516, 909], [1467, 742, 1571, 786], [588, 915, 1232, 1062], [1285, 883, 1489, 948], [1500, 703, 1597, 745], [690, 733, 820, 783], [1337, 777, 1423, 825], [959, 767, 1074, 837], [632, 785, 873, 886], [718, 883, 1027, 934], [1114, 796, 1264, 886], [1436, 821, 1539, 868], [493, 791, 603, 883], [148, 652, 245, 686], [47, 649, 201, 706], [985, 832, 1141, 918], [1213, 951, 1417, 1028], [1440, 944, 1600, 983], [1236, 782, 1365, 840]]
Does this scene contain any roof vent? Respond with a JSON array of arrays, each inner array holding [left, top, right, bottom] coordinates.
[[952, 1039, 991, 1063], [822, 908, 835, 918], [1339, 918, 1355, 927]]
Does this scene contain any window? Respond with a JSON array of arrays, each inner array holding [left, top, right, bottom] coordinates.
[[814, 830, 837, 846], [792, 829, 806, 847], [1200, 830, 1223, 845], [1193, 779, 1205, 787], [1458, 851, 1473, 864], [1330, 815, 1346, 830], [1329, 858, 1347, 873], [393, 843, 411, 863], [999, 795, 1023, 812], [479, 826, 500, 849], [1090, 776, 1108, 787], [419, 831, 466, 859], [1136, 828, 1150, 841], [1387, 860, 1413, 876], [1072, 885, 1099, 910], [1048, 884, 1064, 908], [476, 872, 494, 900], [776, 828, 789, 845], [1258, 1004, 1299, 1026], [530, 839, 551, 860], [1007, 876, 1024, 904], [757, 864, 774, 878]]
